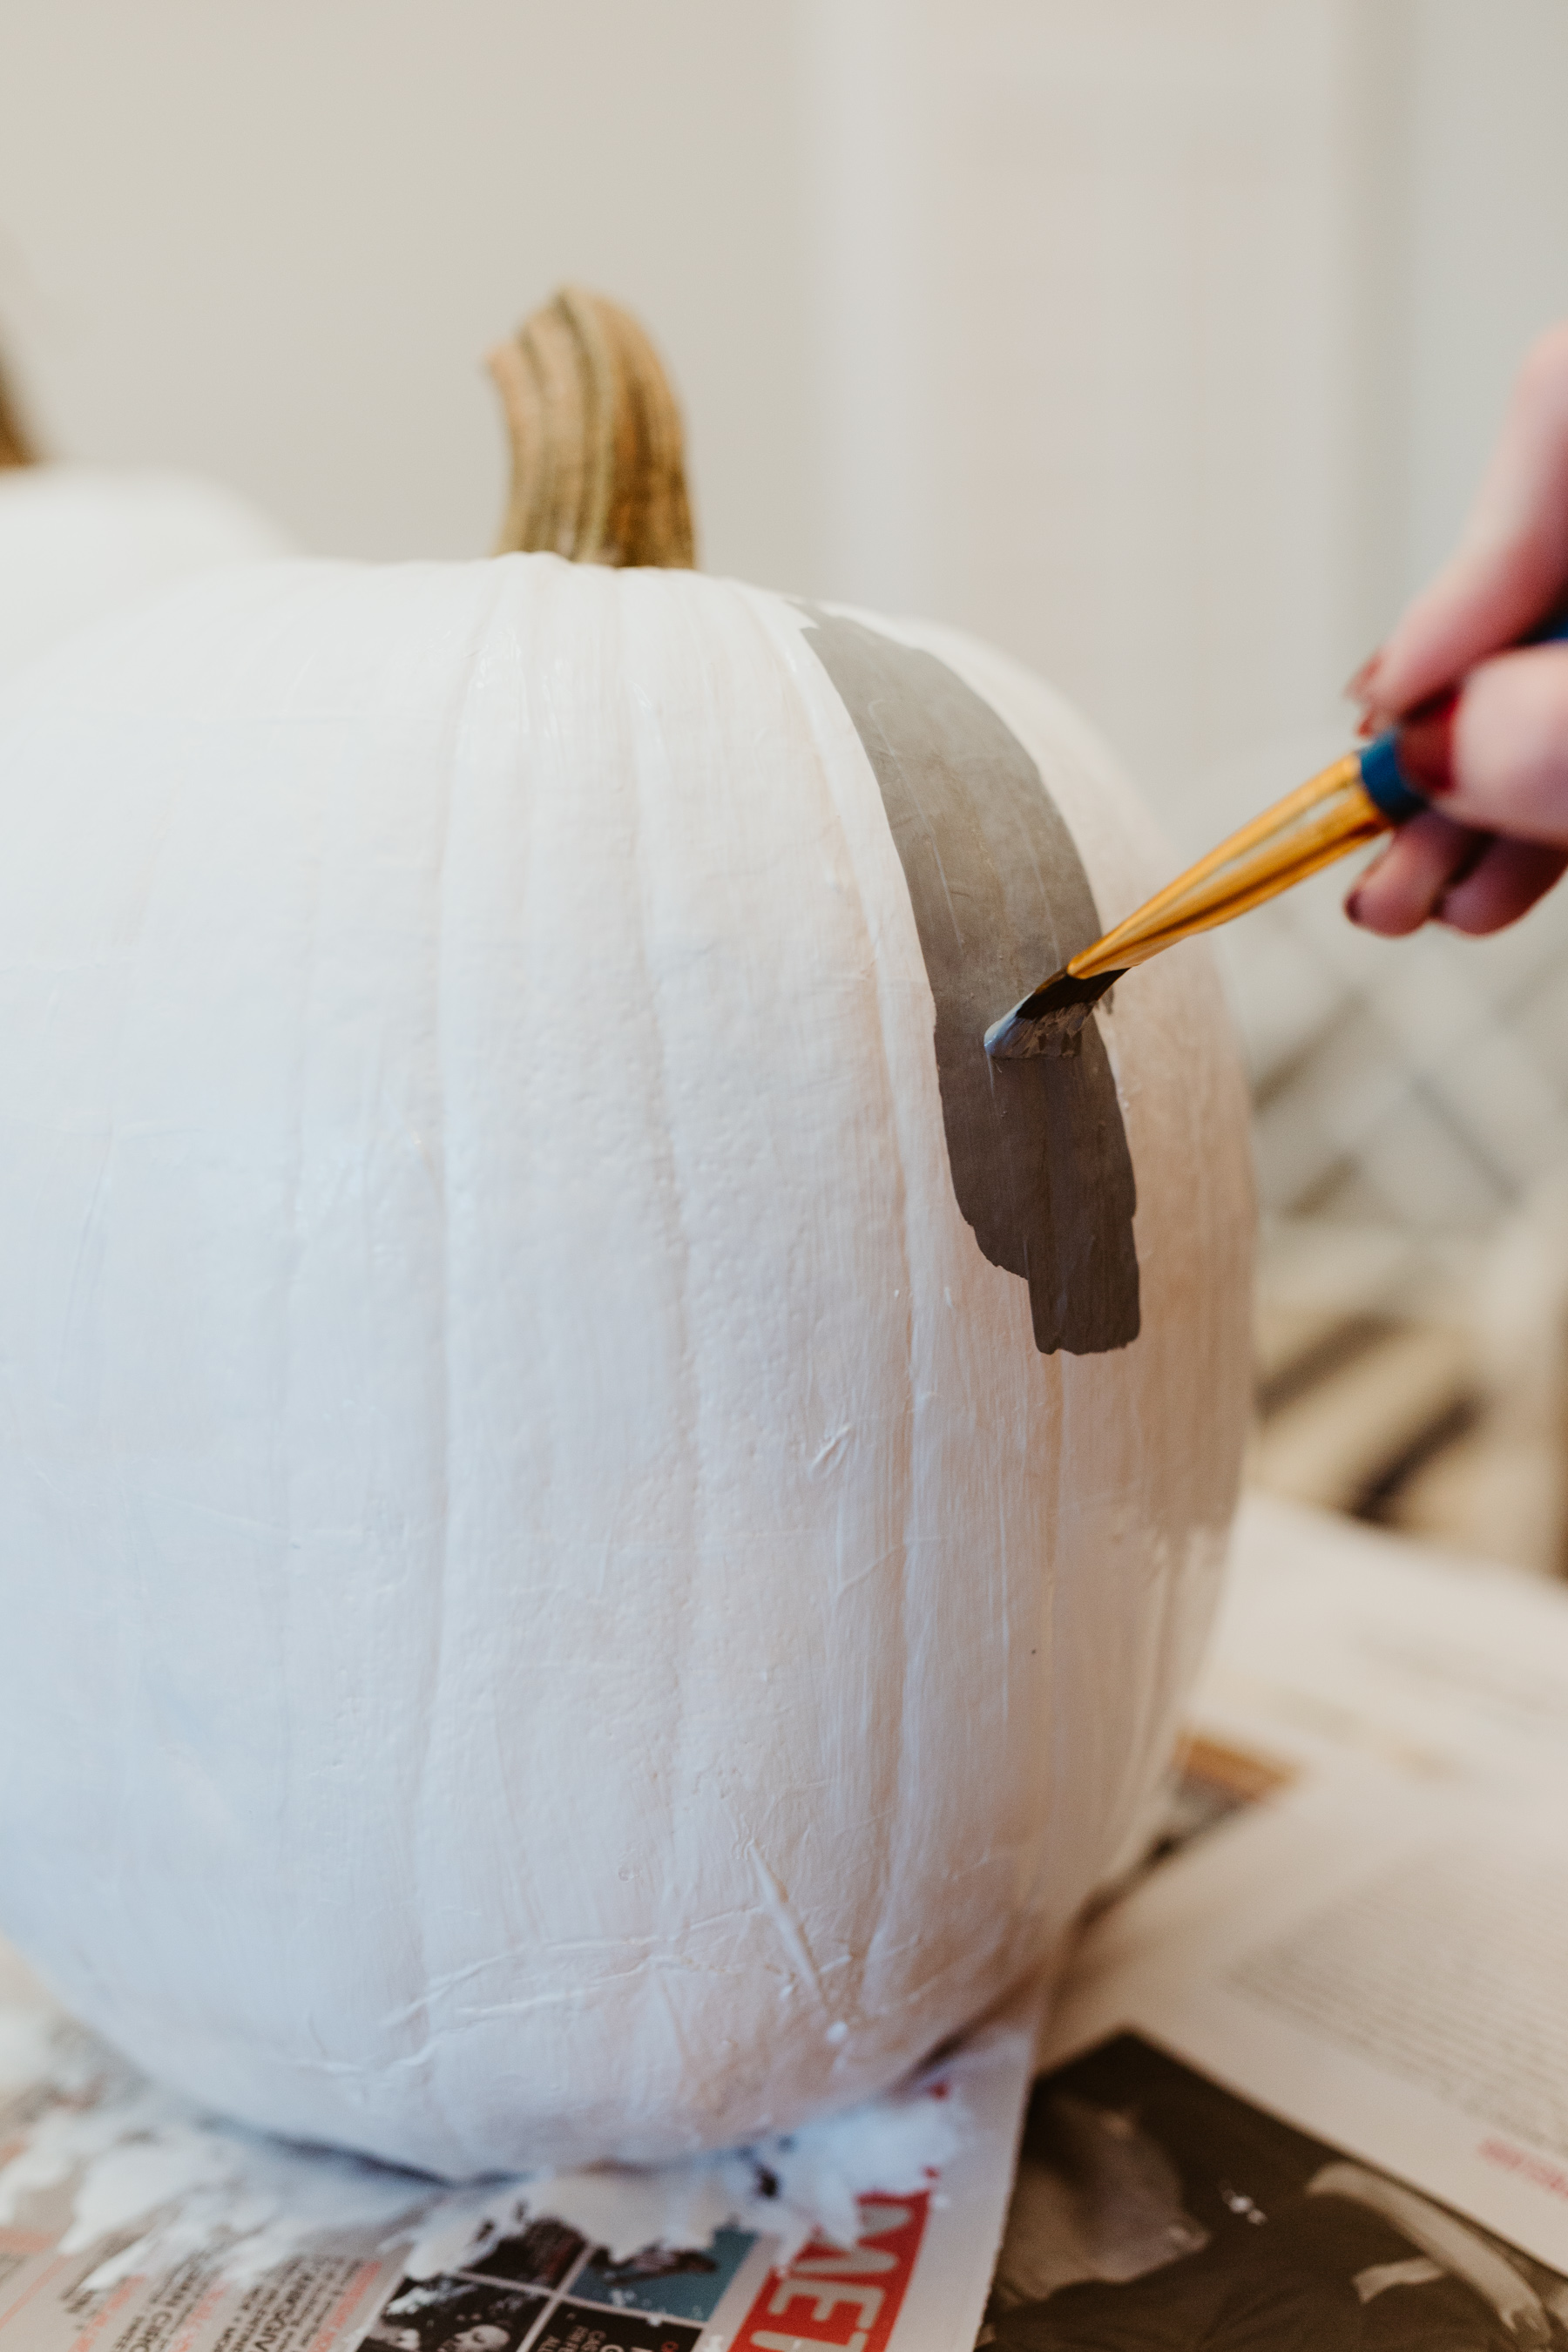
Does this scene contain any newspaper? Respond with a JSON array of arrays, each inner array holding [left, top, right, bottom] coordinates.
[[983, 1491, 1568, 2346], [0, 1946, 1039, 2352]]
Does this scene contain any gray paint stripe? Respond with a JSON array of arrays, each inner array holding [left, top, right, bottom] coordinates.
[[801, 611, 1139, 1356]]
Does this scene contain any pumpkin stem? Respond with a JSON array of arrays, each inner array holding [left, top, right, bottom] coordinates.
[[487, 287, 696, 569], [0, 353, 37, 470]]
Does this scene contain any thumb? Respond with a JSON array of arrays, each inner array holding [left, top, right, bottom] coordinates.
[[1443, 641, 1568, 844]]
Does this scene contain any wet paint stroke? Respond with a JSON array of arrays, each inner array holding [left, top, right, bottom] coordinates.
[[801, 610, 1139, 1355]]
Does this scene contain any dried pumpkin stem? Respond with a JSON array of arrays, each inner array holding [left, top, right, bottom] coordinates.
[[0, 354, 36, 470], [487, 287, 696, 569]]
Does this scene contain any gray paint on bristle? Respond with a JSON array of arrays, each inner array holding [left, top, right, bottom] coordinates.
[[984, 964, 1125, 1058], [801, 611, 1139, 1357]]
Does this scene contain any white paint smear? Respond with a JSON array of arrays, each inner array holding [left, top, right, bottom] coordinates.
[[0, 1998, 964, 2295]]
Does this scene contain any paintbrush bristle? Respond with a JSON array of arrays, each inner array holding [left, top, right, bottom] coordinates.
[[983, 966, 1125, 1060]]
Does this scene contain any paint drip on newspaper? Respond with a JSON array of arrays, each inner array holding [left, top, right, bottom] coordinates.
[[0, 1992, 965, 2296]]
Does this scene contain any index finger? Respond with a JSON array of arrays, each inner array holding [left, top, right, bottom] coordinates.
[[1367, 322, 1568, 717]]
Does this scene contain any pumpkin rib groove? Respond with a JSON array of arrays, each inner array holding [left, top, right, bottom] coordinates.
[[744, 591, 920, 2062], [403, 564, 510, 2163], [621, 578, 708, 2093]]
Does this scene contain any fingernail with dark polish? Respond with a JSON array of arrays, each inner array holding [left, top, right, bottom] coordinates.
[[1345, 889, 1365, 925]]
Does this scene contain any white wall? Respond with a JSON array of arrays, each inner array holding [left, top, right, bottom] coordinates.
[[5, 2, 1567, 725], [0, 3, 822, 586], [805, 0, 1389, 833], [1400, 0, 1568, 591]]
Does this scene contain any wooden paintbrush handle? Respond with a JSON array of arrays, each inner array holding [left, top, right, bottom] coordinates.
[[1069, 756, 1385, 980]]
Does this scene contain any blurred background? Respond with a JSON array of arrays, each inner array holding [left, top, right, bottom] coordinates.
[[4, 0, 1568, 1568]]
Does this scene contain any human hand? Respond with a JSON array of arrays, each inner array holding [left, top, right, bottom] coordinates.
[[1347, 322, 1568, 937]]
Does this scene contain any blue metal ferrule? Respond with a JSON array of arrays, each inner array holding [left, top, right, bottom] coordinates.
[[1358, 728, 1430, 825]]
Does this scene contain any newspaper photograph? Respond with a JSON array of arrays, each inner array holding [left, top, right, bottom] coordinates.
[[985, 2031, 1567, 2349]]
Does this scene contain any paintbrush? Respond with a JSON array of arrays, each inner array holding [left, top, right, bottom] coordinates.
[[984, 610, 1568, 1060]]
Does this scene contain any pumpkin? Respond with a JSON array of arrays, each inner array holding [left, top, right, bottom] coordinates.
[[0, 346, 290, 679], [0, 291, 1253, 2178]]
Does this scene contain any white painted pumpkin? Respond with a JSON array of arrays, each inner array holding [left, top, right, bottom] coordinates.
[[0, 297, 1252, 2180], [0, 464, 291, 679]]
